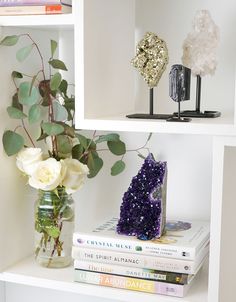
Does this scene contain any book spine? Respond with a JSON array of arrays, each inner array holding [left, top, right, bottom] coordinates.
[[0, 0, 60, 6], [74, 260, 190, 284], [0, 4, 63, 14], [73, 232, 196, 260], [72, 247, 201, 274], [74, 269, 186, 297]]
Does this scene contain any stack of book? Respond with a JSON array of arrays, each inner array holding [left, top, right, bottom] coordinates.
[[72, 218, 210, 298], [0, 0, 72, 15]]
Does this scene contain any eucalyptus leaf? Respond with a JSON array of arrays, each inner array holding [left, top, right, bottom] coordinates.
[[72, 144, 84, 160], [96, 133, 120, 144], [51, 40, 58, 57], [49, 59, 67, 71], [37, 132, 48, 142], [28, 104, 41, 124], [76, 133, 88, 149], [12, 71, 23, 79], [88, 153, 103, 178], [12, 93, 23, 111], [147, 132, 153, 142], [7, 106, 27, 119], [50, 72, 62, 91], [111, 160, 126, 176], [18, 82, 39, 105], [2, 130, 24, 156], [138, 153, 146, 160], [42, 122, 64, 136], [0, 35, 19, 46], [59, 79, 68, 95], [64, 98, 75, 111], [107, 140, 126, 156], [53, 101, 68, 121], [57, 135, 72, 154], [16, 44, 34, 62]]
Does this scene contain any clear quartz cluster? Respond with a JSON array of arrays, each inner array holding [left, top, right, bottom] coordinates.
[[131, 32, 169, 88], [117, 154, 167, 240], [182, 10, 220, 77]]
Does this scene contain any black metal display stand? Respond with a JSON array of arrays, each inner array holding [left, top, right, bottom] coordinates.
[[167, 101, 191, 122], [126, 88, 172, 120], [177, 75, 221, 118]]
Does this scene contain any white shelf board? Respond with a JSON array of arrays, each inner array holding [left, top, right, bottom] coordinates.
[[78, 114, 236, 136], [0, 13, 74, 29], [0, 256, 208, 302]]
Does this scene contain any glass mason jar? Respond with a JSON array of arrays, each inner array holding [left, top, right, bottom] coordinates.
[[34, 188, 74, 268]]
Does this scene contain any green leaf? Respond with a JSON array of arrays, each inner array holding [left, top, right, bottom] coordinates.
[[7, 106, 27, 119], [12, 93, 23, 111], [96, 133, 120, 144], [18, 82, 39, 105], [62, 206, 74, 220], [138, 153, 146, 160], [87, 153, 103, 178], [111, 160, 126, 176], [42, 122, 64, 136], [37, 132, 48, 142], [59, 79, 68, 95], [2, 130, 24, 156], [63, 124, 75, 138], [51, 40, 58, 58], [16, 44, 34, 62], [57, 135, 72, 154], [29, 75, 37, 95], [147, 132, 153, 142], [50, 72, 62, 91], [75, 134, 88, 149], [28, 104, 41, 124], [46, 226, 60, 238], [64, 98, 75, 110], [52, 101, 68, 121], [12, 71, 23, 79], [0, 35, 19, 46], [49, 59, 68, 71], [72, 144, 84, 160], [107, 140, 126, 156]]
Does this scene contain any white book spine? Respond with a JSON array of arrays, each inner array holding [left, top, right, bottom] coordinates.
[[72, 244, 209, 274], [73, 232, 200, 260]]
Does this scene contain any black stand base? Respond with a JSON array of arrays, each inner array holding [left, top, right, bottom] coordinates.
[[167, 116, 191, 122], [126, 113, 173, 120], [174, 110, 221, 118]]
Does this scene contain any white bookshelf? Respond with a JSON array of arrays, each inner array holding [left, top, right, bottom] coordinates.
[[0, 1, 235, 302], [0, 256, 208, 302]]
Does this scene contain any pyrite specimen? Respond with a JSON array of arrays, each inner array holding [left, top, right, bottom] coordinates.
[[117, 154, 167, 240], [131, 32, 169, 88], [182, 10, 220, 77]]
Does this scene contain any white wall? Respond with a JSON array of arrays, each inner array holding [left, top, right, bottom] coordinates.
[[74, 132, 212, 230], [135, 0, 236, 117]]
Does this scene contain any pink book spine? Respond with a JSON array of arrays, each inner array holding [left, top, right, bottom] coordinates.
[[0, 0, 60, 6]]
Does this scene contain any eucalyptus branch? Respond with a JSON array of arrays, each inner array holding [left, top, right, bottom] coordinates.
[[21, 119, 35, 147], [20, 34, 46, 80]]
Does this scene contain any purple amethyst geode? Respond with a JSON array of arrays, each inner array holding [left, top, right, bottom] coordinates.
[[117, 154, 167, 240]]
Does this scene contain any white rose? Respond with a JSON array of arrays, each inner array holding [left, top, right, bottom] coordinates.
[[28, 158, 62, 191], [61, 158, 89, 194], [16, 148, 43, 175]]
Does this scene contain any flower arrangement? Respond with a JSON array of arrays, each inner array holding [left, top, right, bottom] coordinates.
[[1, 34, 151, 267]]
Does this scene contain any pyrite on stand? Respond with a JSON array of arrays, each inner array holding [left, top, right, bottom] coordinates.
[[126, 88, 172, 120], [176, 75, 221, 118]]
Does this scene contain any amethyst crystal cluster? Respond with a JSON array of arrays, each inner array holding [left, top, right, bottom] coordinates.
[[117, 154, 167, 240]]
